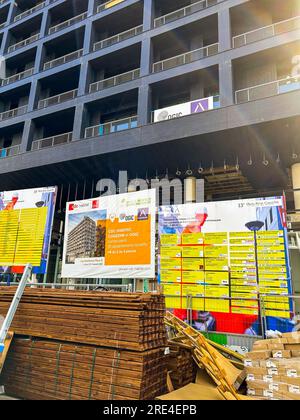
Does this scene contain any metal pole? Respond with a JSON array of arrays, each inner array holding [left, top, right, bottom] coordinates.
[[0, 264, 32, 351]]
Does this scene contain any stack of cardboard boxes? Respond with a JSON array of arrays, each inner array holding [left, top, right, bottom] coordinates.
[[245, 332, 300, 400]]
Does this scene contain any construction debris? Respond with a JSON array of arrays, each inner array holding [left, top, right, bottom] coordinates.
[[166, 343, 197, 390], [164, 312, 249, 400]]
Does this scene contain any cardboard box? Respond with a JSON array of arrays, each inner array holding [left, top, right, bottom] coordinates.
[[273, 390, 300, 401], [277, 367, 300, 378], [244, 359, 260, 368], [285, 344, 300, 351], [272, 350, 291, 359], [246, 350, 272, 360], [292, 351, 300, 358], [252, 341, 269, 350], [246, 367, 268, 376], [282, 332, 300, 342], [248, 388, 274, 399], [280, 377, 300, 386]]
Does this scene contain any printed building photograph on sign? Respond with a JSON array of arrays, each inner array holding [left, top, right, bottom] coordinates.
[[65, 211, 107, 264]]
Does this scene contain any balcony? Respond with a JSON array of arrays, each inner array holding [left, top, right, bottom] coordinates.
[[48, 12, 87, 35], [31, 132, 73, 150], [154, 0, 220, 28], [1, 68, 34, 87], [89, 69, 140, 94], [233, 15, 300, 48], [0, 105, 27, 121], [0, 144, 21, 158], [43, 48, 83, 70], [38, 88, 78, 109], [93, 24, 143, 52], [8, 34, 40, 53], [235, 75, 300, 103], [85, 115, 138, 138], [97, 0, 126, 14], [14, 2, 45, 22], [152, 43, 219, 73]]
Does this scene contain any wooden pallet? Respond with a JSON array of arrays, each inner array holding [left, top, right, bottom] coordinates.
[[165, 312, 247, 400]]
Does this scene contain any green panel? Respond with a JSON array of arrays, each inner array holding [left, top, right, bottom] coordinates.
[[206, 333, 228, 345]]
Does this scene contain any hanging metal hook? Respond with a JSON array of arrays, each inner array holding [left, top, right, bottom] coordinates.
[[198, 163, 204, 174], [262, 154, 269, 166], [186, 165, 193, 176]]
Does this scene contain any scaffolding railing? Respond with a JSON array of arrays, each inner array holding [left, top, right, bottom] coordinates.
[[31, 132, 73, 151], [233, 15, 300, 48], [93, 24, 143, 51], [0, 105, 27, 121], [235, 75, 300, 103], [85, 115, 138, 138], [97, 0, 126, 14], [38, 88, 78, 109], [152, 43, 219, 73], [1, 68, 34, 87], [43, 48, 83, 70], [48, 11, 87, 35], [154, 0, 221, 27], [14, 2, 45, 22], [0, 144, 21, 158], [8, 33, 40, 53], [89, 68, 140, 93], [0, 21, 6, 30]]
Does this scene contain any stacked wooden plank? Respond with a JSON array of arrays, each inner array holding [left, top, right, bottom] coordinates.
[[167, 343, 197, 390], [0, 288, 167, 351], [0, 289, 168, 400], [1, 338, 167, 400]]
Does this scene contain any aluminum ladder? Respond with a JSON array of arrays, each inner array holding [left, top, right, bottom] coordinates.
[[0, 263, 32, 354]]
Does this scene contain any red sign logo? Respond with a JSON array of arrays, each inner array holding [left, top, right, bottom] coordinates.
[[92, 200, 99, 209]]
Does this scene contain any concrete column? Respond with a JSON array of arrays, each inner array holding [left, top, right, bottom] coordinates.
[[27, 79, 40, 112], [143, 0, 154, 31], [72, 103, 88, 141], [218, 9, 234, 106], [0, 2, 16, 55], [140, 37, 152, 77], [34, 10, 50, 73], [218, 8, 232, 52], [292, 163, 300, 211], [184, 177, 197, 203], [219, 60, 234, 106], [21, 119, 35, 152], [137, 84, 151, 126]]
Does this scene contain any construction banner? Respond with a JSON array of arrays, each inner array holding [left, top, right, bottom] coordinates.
[[61, 189, 156, 279], [0, 186, 57, 275], [158, 197, 294, 336]]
